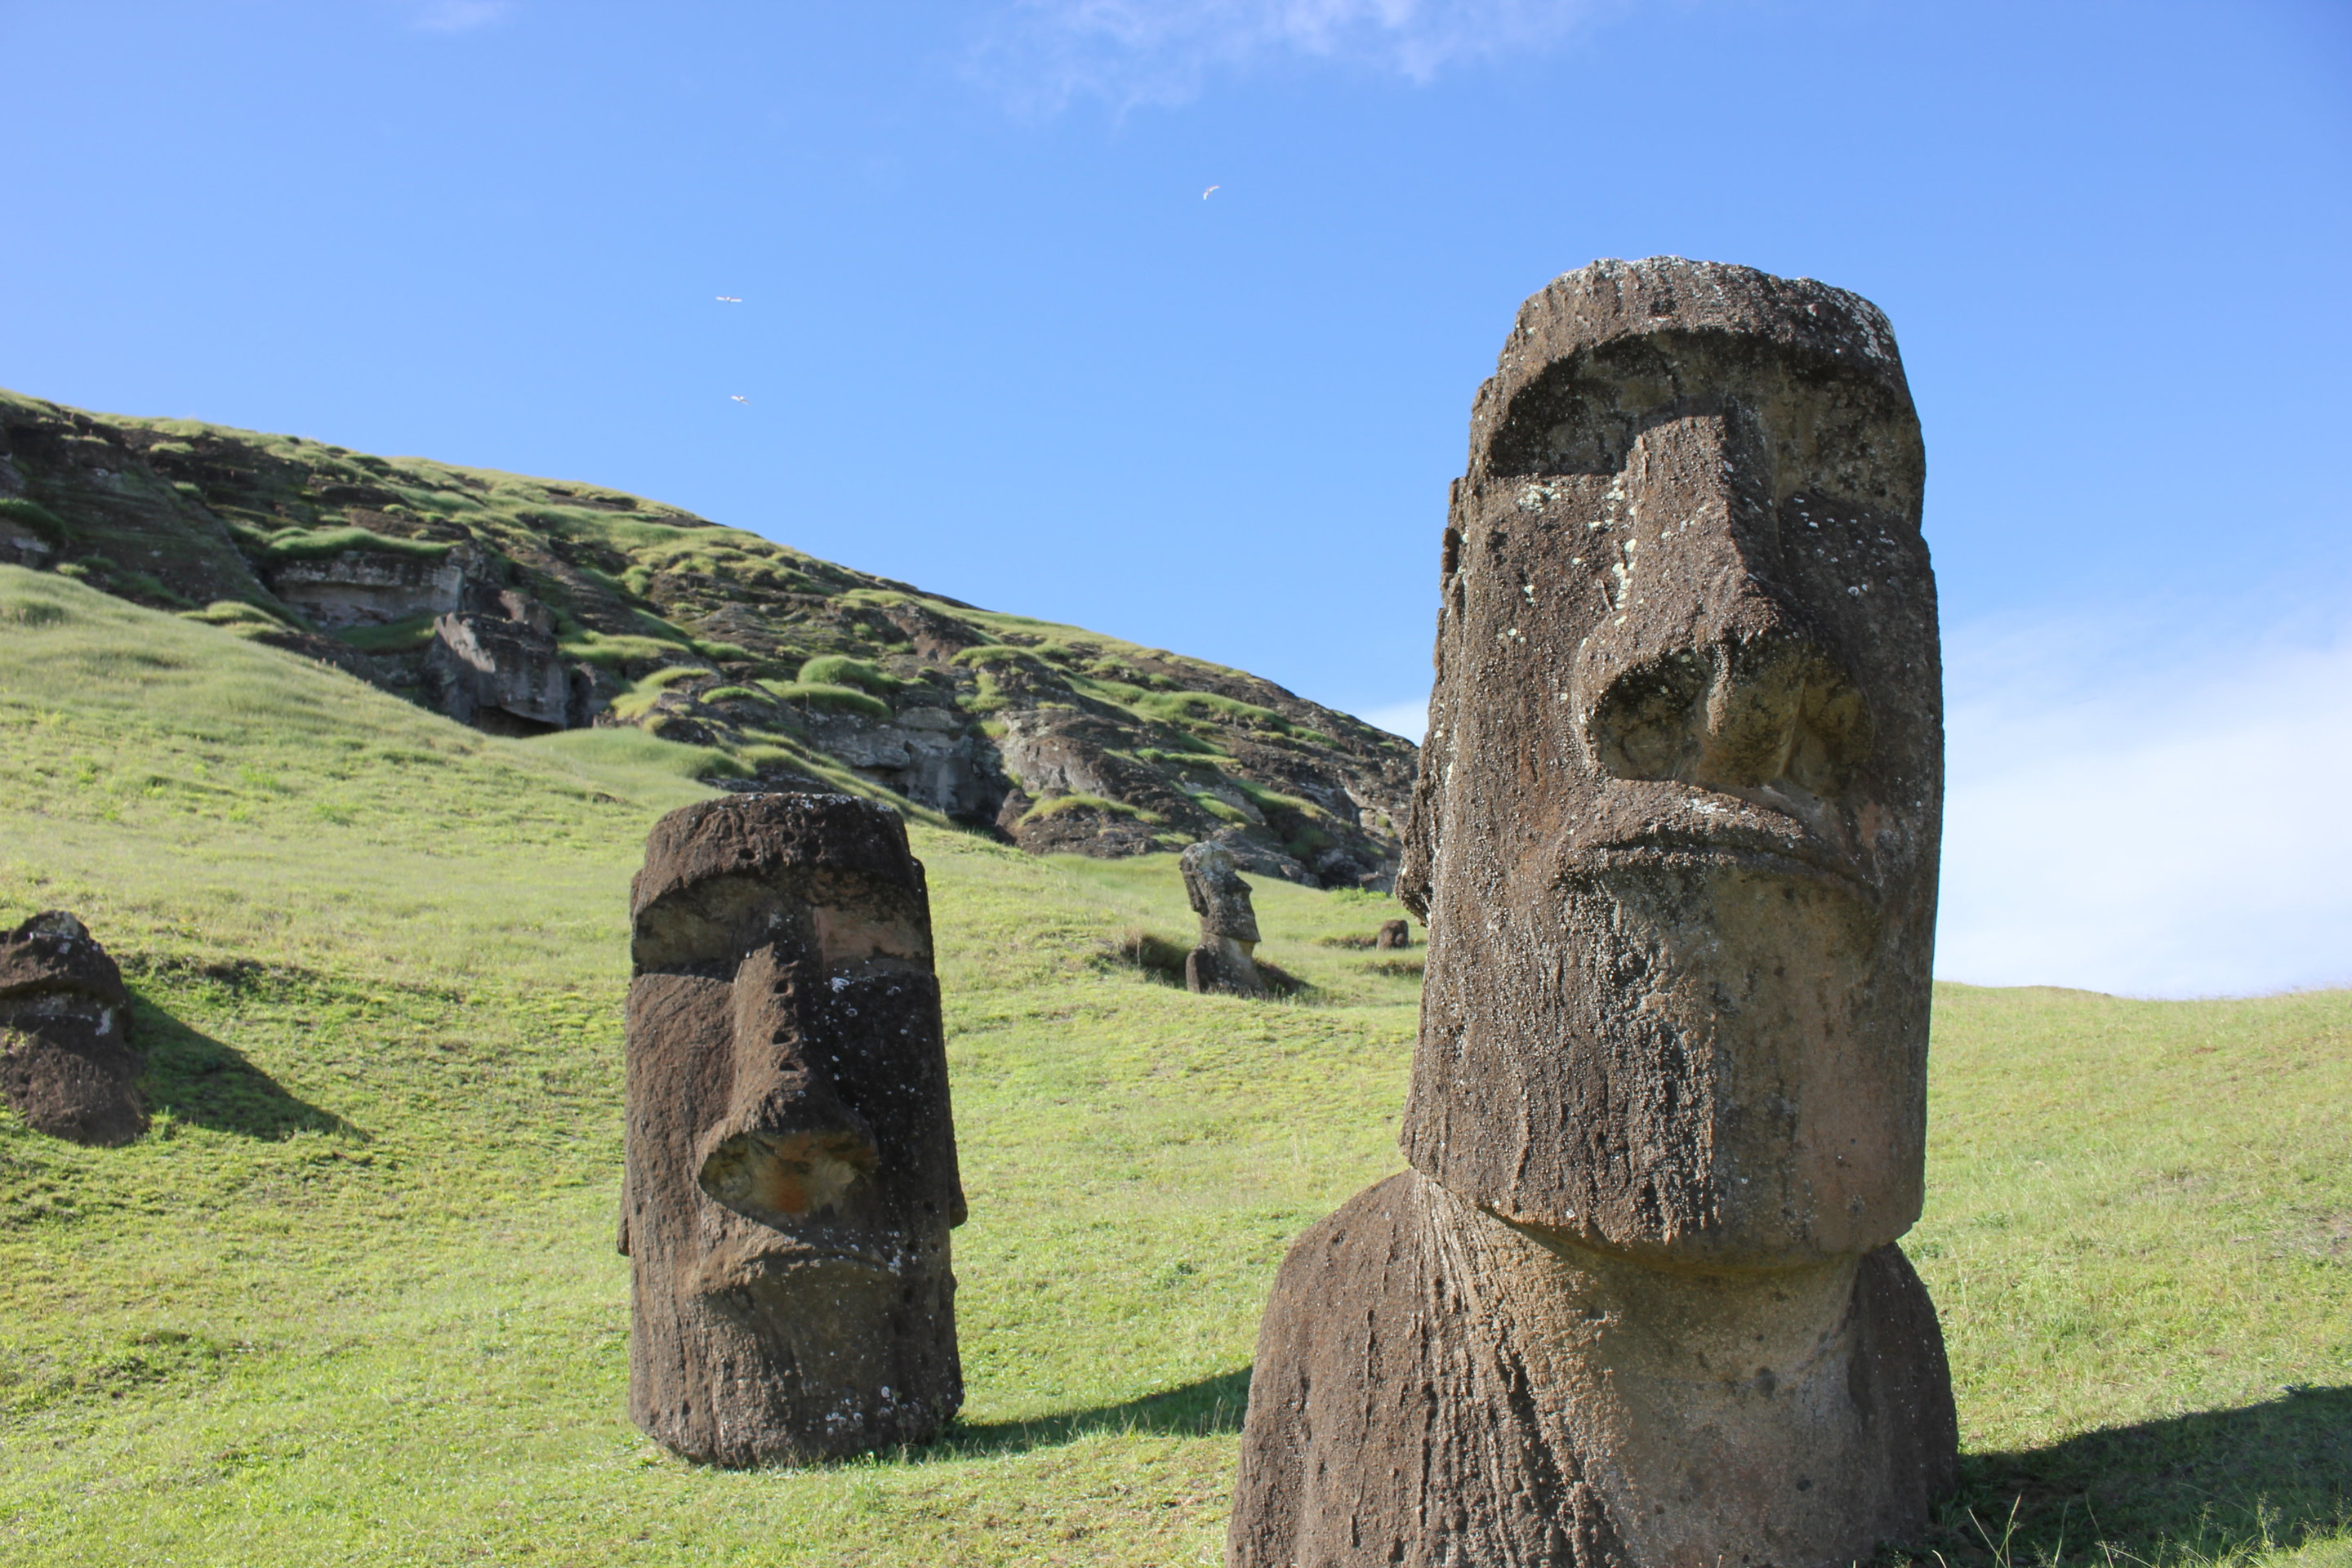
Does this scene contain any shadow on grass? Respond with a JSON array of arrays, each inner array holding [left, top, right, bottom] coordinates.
[[131, 991, 362, 1141], [1906, 1384, 2352, 1565], [929, 1367, 1250, 1461]]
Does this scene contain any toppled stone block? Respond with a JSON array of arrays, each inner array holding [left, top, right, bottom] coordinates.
[[1231, 258, 1958, 1568], [623, 793, 965, 1467], [1180, 840, 1263, 996], [0, 911, 144, 1146]]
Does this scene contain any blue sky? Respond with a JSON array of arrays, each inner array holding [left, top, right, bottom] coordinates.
[[2, 0, 2345, 996]]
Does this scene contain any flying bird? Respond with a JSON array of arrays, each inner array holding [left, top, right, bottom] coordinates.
[[729, 395, 749, 404], [1201, 185, 1219, 199], [715, 296, 742, 303]]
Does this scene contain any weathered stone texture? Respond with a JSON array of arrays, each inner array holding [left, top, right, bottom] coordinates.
[[1232, 256, 1957, 1567], [0, 911, 144, 1146], [623, 793, 964, 1467]]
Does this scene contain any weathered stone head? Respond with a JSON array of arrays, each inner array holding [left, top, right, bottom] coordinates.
[[1180, 840, 1266, 995], [0, 911, 145, 1147], [1396, 256, 1941, 1267], [622, 793, 964, 1467], [1181, 841, 1261, 944]]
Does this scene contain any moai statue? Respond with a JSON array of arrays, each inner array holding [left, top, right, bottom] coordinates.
[[1374, 918, 1411, 950], [0, 911, 145, 1147], [1230, 258, 1958, 1567], [1180, 841, 1263, 996], [622, 793, 965, 1467]]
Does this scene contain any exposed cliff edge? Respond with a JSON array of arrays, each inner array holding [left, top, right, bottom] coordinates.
[[0, 388, 1414, 887]]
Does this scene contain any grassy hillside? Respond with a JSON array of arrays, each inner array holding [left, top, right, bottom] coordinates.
[[0, 565, 2345, 1566], [0, 387, 1417, 886]]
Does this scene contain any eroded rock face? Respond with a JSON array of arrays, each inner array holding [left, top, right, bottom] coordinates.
[[1232, 257, 1957, 1568], [424, 590, 597, 737], [0, 911, 144, 1147], [1180, 840, 1263, 996], [267, 541, 484, 629], [623, 793, 964, 1467], [802, 703, 1009, 828]]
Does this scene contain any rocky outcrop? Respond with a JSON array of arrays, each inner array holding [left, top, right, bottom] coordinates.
[[265, 539, 485, 628], [0, 911, 145, 1147], [423, 589, 601, 736], [0, 385, 1417, 883]]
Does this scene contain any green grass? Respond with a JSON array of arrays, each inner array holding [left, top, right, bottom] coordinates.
[[796, 654, 902, 695], [0, 564, 2344, 1566], [763, 679, 891, 719], [251, 526, 454, 564]]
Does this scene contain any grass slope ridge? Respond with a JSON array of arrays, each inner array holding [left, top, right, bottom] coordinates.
[[2, 568, 2347, 1566], [0, 385, 1416, 888]]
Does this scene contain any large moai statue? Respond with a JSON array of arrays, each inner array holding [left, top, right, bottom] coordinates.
[[1230, 257, 1958, 1567], [0, 911, 145, 1147], [1180, 840, 1264, 996], [622, 793, 966, 1467]]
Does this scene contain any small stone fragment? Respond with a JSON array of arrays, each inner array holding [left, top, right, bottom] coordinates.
[[0, 911, 145, 1147]]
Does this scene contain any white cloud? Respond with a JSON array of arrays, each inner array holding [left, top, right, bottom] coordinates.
[[413, 0, 511, 33], [969, 0, 1612, 111], [1348, 605, 2352, 999], [1935, 608, 2352, 999], [1361, 695, 1430, 742]]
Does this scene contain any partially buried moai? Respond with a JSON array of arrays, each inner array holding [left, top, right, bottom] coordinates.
[[0, 912, 145, 1147], [1180, 840, 1263, 996], [622, 793, 964, 1467], [1230, 258, 1958, 1566]]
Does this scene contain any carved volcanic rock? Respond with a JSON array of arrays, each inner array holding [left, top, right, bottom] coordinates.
[[0, 911, 144, 1147], [0, 388, 1414, 887], [622, 792, 964, 1467], [1180, 840, 1263, 996], [1232, 257, 1958, 1567]]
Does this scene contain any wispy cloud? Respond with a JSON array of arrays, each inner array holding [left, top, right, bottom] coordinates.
[[969, 0, 1613, 111], [413, 0, 512, 33], [1936, 606, 2352, 999], [1361, 696, 1430, 742], [1353, 601, 2352, 999]]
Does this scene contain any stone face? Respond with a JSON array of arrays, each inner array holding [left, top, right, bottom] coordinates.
[[623, 793, 964, 1467], [1374, 918, 1410, 950], [1180, 841, 1263, 996], [0, 911, 145, 1147], [1232, 257, 1956, 1567]]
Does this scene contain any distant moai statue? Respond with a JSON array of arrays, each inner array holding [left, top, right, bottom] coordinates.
[[1180, 841, 1263, 996], [1374, 918, 1410, 950], [0, 911, 145, 1147], [621, 793, 965, 1467], [1229, 258, 1958, 1567]]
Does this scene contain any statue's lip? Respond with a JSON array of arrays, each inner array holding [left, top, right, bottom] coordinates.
[[1568, 832, 1873, 899], [695, 1234, 933, 1293]]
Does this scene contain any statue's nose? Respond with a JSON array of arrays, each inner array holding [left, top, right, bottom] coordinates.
[[1573, 414, 1873, 796], [694, 944, 880, 1225]]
